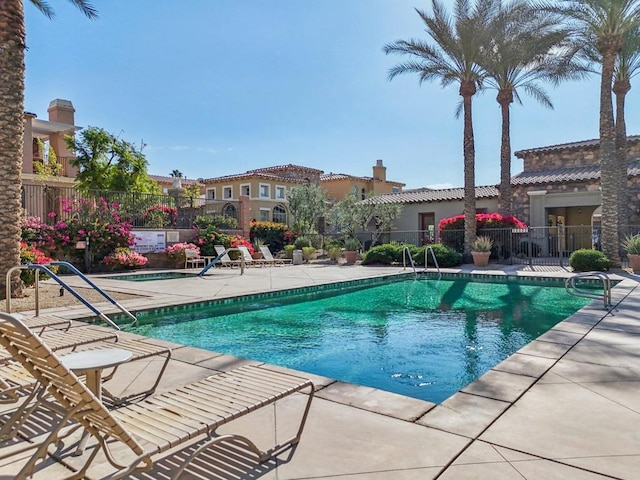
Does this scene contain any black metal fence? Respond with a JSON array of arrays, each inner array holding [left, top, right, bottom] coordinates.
[[21, 184, 241, 229]]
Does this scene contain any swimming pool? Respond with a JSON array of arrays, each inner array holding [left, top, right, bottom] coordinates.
[[104, 272, 198, 282], [128, 276, 591, 403]]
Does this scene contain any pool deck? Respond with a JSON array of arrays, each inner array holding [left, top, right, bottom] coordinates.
[[3, 263, 640, 479]]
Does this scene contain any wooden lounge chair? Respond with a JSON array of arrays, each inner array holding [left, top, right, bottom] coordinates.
[[260, 245, 292, 265], [0, 312, 314, 480], [184, 248, 206, 269]]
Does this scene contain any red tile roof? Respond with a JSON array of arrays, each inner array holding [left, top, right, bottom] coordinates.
[[363, 186, 498, 204], [320, 172, 405, 186], [512, 161, 640, 185], [515, 135, 640, 157]]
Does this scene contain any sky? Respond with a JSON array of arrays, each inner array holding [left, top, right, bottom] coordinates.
[[24, 0, 640, 190]]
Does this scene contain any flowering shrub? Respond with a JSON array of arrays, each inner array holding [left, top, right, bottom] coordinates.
[[192, 225, 226, 256], [227, 234, 254, 255], [21, 197, 135, 270], [164, 243, 200, 261], [20, 242, 55, 286], [103, 248, 148, 270], [142, 205, 177, 228], [438, 213, 527, 231], [250, 221, 294, 253]]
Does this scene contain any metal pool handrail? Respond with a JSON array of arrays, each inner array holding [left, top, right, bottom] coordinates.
[[403, 246, 416, 276], [425, 246, 441, 278], [6, 265, 121, 330], [198, 247, 245, 276], [564, 271, 612, 309]]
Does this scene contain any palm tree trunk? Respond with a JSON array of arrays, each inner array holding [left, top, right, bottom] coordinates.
[[497, 90, 513, 215], [461, 81, 477, 257], [0, 0, 26, 299], [599, 49, 621, 267], [614, 77, 630, 235]]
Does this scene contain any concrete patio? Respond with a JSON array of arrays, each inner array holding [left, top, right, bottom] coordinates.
[[2, 263, 640, 479]]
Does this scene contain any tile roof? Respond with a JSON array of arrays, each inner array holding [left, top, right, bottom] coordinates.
[[515, 135, 640, 157], [149, 175, 201, 185], [200, 171, 308, 184], [320, 172, 405, 186], [511, 161, 640, 185], [248, 164, 324, 175], [363, 186, 498, 204]]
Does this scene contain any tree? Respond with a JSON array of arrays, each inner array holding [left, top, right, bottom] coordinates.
[[331, 193, 403, 248], [479, 0, 582, 215], [613, 26, 640, 226], [0, 0, 96, 299], [547, 0, 640, 267], [66, 126, 160, 194], [287, 183, 328, 233], [170, 169, 183, 178], [384, 0, 496, 256]]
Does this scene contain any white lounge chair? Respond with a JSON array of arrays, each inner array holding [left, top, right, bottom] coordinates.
[[184, 248, 206, 269], [214, 244, 243, 267], [260, 245, 292, 265]]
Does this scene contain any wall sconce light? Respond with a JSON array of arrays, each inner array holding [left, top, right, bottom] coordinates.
[[578, 208, 582, 214]]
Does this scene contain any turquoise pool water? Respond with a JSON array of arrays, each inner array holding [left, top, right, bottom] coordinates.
[[104, 272, 197, 282], [129, 277, 591, 403]]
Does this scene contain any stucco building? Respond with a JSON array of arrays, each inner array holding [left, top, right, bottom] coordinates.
[[320, 160, 405, 203]]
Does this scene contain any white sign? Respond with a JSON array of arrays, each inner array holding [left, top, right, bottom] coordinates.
[[131, 230, 167, 253]]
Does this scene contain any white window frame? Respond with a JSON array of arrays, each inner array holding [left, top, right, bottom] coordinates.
[[259, 207, 270, 221], [207, 187, 217, 200], [223, 185, 233, 200], [240, 183, 251, 197], [275, 185, 286, 200], [392, 187, 399, 194], [259, 183, 271, 199]]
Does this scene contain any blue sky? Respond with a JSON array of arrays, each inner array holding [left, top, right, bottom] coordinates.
[[24, 0, 639, 190]]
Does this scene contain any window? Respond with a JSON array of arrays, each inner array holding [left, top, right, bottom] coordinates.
[[223, 204, 237, 219], [260, 184, 270, 198], [259, 208, 269, 221], [275, 186, 285, 200], [392, 187, 399, 194], [207, 188, 216, 200], [273, 205, 287, 224], [241, 184, 251, 197], [361, 188, 366, 200], [223, 186, 232, 199]]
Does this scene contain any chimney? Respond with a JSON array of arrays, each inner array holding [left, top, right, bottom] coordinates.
[[372, 159, 386, 182], [47, 99, 75, 125]]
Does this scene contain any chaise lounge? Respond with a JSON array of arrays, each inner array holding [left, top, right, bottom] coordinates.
[[0, 312, 314, 479]]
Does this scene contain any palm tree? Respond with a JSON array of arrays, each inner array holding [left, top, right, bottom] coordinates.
[[546, 0, 640, 267], [613, 26, 640, 228], [384, 0, 496, 256], [170, 169, 184, 178], [0, 0, 96, 298], [480, 0, 582, 215]]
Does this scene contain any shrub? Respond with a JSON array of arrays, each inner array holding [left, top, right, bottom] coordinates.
[[422, 244, 462, 267], [327, 246, 342, 262], [194, 214, 238, 230], [438, 213, 527, 231], [20, 242, 55, 286], [622, 233, 640, 255], [164, 243, 200, 262], [192, 224, 227, 256], [294, 236, 311, 249], [283, 245, 295, 259], [103, 247, 148, 270], [250, 220, 292, 253], [471, 236, 493, 252], [343, 237, 361, 251], [361, 244, 401, 265], [302, 246, 316, 261], [142, 206, 177, 228], [569, 249, 610, 272]]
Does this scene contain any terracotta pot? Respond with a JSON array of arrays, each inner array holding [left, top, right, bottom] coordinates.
[[344, 250, 358, 265], [251, 252, 263, 260], [471, 251, 490, 267], [628, 253, 640, 273]]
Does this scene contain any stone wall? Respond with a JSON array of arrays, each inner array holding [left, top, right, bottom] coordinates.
[[520, 141, 640, 172]]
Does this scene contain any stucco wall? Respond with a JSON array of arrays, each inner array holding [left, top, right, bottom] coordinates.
[[392, 198, 499, 231]]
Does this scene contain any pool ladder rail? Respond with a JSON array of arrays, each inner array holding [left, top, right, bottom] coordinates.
[[6, 261, 138, 329], [402, 246, 441, 279], [565, 271, 612, 310]]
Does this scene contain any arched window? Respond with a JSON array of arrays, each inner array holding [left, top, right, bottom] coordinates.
[[273, 205, 287, 224], [222, 204, 237, 219]]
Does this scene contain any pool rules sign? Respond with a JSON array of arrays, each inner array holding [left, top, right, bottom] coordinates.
[[131, 231, 167, 253]]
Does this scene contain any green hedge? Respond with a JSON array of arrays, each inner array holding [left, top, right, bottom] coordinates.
[[569, 249, 610, 272], [361, 243, 461, 267]]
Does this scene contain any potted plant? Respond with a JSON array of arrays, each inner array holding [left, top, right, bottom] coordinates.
[[622, 233, 640, 272], [470, 236, 493, 267], [343, 237, 361, 265], [251, 238, 265, 260]]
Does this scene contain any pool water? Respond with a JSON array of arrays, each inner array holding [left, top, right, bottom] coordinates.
[[129, 277, 591, 403], [104, 272, 197, 282]]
